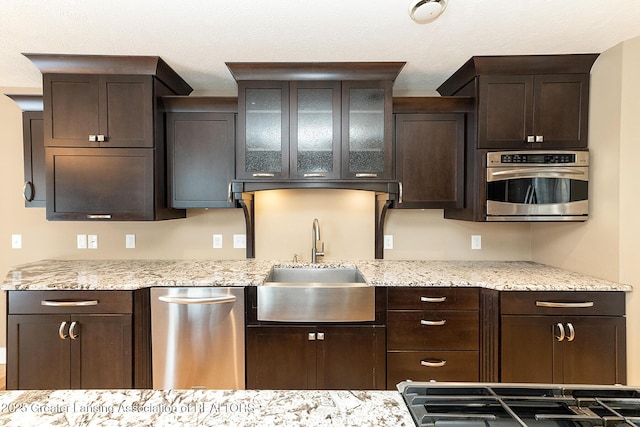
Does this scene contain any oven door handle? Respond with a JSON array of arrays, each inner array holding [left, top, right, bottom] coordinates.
[[489, 168, 587, 181]]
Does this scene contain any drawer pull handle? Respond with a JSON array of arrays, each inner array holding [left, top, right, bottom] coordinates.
[[421, 296, 447, 303], [252, 173, 275, 177], [536, 301, 594, 308], [303, 173, 326, 178], [23, 181, 35, 202], [355, 173, 378, 178], [87, 214, 112, 219], [555, 322, 565, 342], [566, 322, 575, 342], [158, 295, 236, 305], [42, 300, 99, 307], [420, 319, 446, 326], [420, 359, 447, 368], [69, 321, 78, 340], [58, 321, 68, 340]]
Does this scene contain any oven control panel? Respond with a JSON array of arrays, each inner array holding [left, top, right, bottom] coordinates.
[[487, 150, 589, 166]]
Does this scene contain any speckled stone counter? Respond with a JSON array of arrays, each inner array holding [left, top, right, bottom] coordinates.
[[0, 389, 413, 427], [1, 259, 632, 292]]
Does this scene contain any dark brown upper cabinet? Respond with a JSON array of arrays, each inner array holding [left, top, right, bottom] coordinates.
[[228, 62, 404, 182], [164, 96, 237, 208], [437, 54, 598, 149], [24, 54, 192, 221], [42, 74, 153, 148], [6, 94, 45, 207], [393, 97, 471, 209]]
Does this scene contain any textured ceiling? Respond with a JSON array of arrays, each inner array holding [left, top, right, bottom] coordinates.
[[1, 0, 640, 95]]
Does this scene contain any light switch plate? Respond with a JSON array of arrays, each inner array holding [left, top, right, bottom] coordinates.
[[11, 234, 22, 249], [77, 234, 87, 249], [383, 234, 393, 250], [88, 234, 98, 249], [233, 234, 246, 249], [213, 234, 223, 249], [126, 234, 136, 249], [471, 235, 482, 250]]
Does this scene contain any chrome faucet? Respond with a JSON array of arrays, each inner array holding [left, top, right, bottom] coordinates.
[[311, 218, 325, 263]]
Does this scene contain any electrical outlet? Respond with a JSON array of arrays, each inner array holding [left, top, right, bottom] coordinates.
[[77, 234, 87, 249], [213, 234, 223, 249], [233, 234, 246, 249], [126, 234, 136, 249], [471, 235, 482, 250], [383, 234, 394, 250], [11, 234, 22, 249], [88, 234, 98, 249]]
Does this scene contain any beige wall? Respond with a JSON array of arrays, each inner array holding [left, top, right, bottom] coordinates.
[[532, 37, 640, 385], [0, 86, 533, 358]]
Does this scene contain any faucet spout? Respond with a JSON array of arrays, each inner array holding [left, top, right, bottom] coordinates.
[[311, 218, 325, 263]]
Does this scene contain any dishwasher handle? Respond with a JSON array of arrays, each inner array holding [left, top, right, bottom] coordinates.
[[158, 295, 237, 305]]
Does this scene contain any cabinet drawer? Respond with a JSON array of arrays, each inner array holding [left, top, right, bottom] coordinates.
[[388, 287, 479, 310], [387, 311, 478, 350], [8, 291, 133, 314], [387, 351, 479, 386], [501, 291, 625, 316]]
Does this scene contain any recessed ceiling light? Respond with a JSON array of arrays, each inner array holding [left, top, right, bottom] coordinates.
[[409, 0, 447, 24]]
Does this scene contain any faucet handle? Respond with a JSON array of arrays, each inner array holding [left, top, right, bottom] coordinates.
[[317, 242, 325, 257]]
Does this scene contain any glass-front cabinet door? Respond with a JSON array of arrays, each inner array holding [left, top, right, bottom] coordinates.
[[341, 81, 393, 179], [237, 81, 290, 179], [290, 82, 341, 179]]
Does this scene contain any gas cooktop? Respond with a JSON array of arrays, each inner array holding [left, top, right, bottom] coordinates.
[[397, 382, 640, 427]]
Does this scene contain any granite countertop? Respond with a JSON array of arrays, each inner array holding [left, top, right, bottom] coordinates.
[[0, 389, 413, 427], [1, 259, 633, 292]]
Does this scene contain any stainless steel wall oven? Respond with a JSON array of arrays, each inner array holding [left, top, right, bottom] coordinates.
[[486, 151, 589, 221]]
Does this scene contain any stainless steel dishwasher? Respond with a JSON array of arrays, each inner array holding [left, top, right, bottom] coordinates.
[[150, 287, 245, 389]]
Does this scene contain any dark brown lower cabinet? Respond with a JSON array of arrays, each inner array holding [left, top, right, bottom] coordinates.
[[386, 287, 481, 388], [7, 314, 132, 389], [500, 291, 626, 385], [6, 290, 134, 390], [246, 325, 386, 390], [501, 315, 626, 384]]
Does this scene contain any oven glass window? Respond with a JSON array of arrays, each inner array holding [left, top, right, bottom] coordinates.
[[487, 177, 588, 204]]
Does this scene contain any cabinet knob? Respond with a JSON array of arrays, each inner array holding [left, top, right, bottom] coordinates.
[[308, 333, 316, 341], [535, 135, 544, 143], [317, 332, 325, 341], [527, 135, 535, 143], [89, 135, 97, 142], [97, 134, 106, 142]]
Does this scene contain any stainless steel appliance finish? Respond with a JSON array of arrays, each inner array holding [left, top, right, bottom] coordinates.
[[258, 266, 375, 322], [398, 381, 640, 427], [151, 287, 245, 390], [486, 150, 589, 221]]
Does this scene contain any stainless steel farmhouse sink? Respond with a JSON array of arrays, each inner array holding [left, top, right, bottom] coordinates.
[[265, 266, 366, 285], [258, 266, 375, 322]]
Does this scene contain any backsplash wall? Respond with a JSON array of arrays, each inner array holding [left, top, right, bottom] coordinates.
[[0, 86, 533, 351]]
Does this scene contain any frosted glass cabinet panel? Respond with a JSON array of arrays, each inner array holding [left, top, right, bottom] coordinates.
[[290, 81, 341, 179], [237, 79, 392, 180], [237, 82, 289, 179], [342, 81, 393, 179]]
